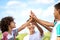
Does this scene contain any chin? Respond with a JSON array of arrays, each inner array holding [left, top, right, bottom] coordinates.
[[14, 27, 16, 28], [13, 26, 16, 28]]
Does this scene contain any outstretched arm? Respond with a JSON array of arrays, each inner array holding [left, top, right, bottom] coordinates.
[[32, 22, 43, 36], [40, 23, 52, 32], [30, 11, 54, 27], [18, 18, 32, 32]]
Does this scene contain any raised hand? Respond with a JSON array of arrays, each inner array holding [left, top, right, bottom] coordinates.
[[30, 11, 37, 18], [30, 11, 38, 22]]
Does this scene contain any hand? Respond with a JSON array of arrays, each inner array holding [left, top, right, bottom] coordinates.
[[30, 11, 37, 21], [27, 17, 33, 24], [31, 21, 37, 26]]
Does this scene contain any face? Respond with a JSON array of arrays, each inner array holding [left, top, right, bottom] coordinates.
[[54, 8, 59, 19], [9, 21, 16, 29], [27, 23, 35, 33]]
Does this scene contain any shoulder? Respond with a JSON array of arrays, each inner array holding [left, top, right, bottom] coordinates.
[[53, 21, 60, 28], [3, 32, 8, 37], [2, 32, 8, 40]]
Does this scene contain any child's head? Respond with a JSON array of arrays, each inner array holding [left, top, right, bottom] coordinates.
[[54, 3, 60, 19], [27, 23, 35, 33], [0, 16, 16, 33]]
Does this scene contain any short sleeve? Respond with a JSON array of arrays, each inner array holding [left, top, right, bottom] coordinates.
[[13, 29, 18, 37], [56, 24, 60, 37]]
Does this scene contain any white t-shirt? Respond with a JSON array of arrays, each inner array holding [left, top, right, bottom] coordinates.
[[23, 32, 43, 40], [2, 29, 18, 40], [50, 21, 60, 40]]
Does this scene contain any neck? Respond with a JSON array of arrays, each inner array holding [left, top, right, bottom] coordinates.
[[30, 31, 35, 35], [55, 16, 60, 21], [58, 17, 60, 20], [8, 27, 12, 34]]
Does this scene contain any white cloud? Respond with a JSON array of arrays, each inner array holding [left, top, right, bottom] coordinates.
[[34, 0, 55, 4], [6, 1, 27, 9], [42, 6, 54, 17], [21, 8, 42, 16], [7, 1, 19, 6], [4, 1, 28, 18], [40, 5, 54, 22], [28, 0, 55, 4]]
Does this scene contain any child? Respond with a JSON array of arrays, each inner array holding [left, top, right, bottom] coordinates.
[[30, 3, 60, 40], [24, 20, 43, 40], [0, 16, 32, 40]]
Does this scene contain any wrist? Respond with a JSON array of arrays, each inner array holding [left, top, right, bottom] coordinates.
[[35, 17, 39, 22]]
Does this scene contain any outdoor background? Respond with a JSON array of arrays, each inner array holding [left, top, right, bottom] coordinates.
[[0, 0, 60, 40]]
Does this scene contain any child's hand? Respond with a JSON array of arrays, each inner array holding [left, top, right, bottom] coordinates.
[[30, 11, 37, 20]]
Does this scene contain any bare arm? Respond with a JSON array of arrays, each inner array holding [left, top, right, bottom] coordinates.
[[18, 18, 32, 32], [32, 22, 43, 36], [30, 11, 54, 27], [36, 19, 54, 27], [40, 23, 52, 32]]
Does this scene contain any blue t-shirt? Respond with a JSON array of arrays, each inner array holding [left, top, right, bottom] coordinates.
[[50, 21, 60, 40], [56, 23, 60, 36], [54, 21, 60, 36]]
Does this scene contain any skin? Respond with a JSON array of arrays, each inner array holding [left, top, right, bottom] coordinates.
[[27, 23, 35, 35]]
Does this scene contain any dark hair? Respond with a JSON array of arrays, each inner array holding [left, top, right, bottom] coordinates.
[[54, 2, 60, 14], [0, 16, 14, 33], [54, 2, 60, 10]]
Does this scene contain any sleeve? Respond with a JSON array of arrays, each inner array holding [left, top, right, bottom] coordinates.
[[56, 24, 60, 37], [13, 29, 18, 36], [2, 32, 8, 40]]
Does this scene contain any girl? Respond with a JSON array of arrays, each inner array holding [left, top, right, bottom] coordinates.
[[0, 16, 32, 40]]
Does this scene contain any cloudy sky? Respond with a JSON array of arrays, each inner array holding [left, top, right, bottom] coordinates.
[[0, 0, 60, 33]]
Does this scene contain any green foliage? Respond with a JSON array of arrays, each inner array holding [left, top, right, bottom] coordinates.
[[16, 33, 27, 40], [43, 32, 51, 40], [0, 32, 2, 40]]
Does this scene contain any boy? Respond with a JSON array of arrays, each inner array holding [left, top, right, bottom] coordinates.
[[24, 20, 43, 40], [0, 16, 32, 40], [30, 3, 60, 40]]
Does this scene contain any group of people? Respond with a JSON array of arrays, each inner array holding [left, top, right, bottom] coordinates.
[[0, 2, 60, 40]]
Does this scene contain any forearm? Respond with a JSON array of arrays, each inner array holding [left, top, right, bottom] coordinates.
[[42, 24, 52, 32], [18, 19, 32, 32], [18, 23, 26, 32], [35, 18, 54, 27], [35, 23, 43, 36], [39, 22, 52, 32]]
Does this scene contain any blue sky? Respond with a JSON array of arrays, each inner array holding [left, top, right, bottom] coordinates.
[[0, 0, 60, 33]]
